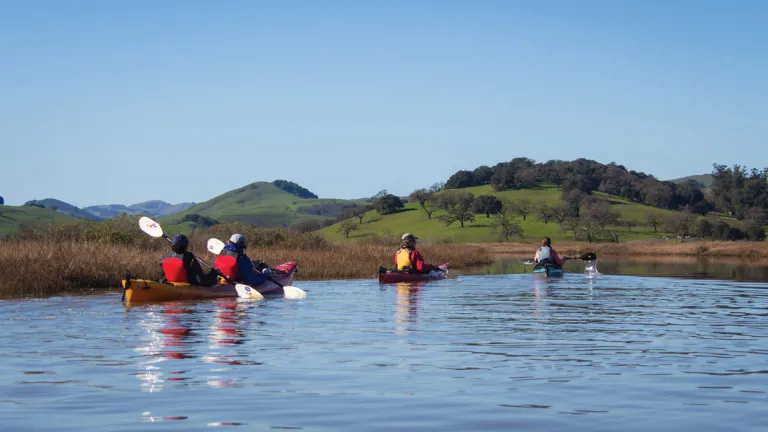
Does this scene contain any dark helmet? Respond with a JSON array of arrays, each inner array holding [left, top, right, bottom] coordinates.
[[171, 234, 189, 253]]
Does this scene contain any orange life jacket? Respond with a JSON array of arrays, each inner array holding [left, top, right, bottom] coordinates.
[[214, 255, 239, 281], [161, 257, 188, 283]]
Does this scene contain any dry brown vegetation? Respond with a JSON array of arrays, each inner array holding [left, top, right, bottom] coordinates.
[[0, 217, 492, 298], [480, 239, 768, 259]]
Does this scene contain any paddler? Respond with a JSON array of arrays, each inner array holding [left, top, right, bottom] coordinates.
[[160, 234, 221, 286], [217, 234, 270, 286], [533, 237, 568, 268], [394, 233, 441, 273]]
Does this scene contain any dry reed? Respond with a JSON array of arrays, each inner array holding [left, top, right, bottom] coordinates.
[[0, 239, 491, 298]]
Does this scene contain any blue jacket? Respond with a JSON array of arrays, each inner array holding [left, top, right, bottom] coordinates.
[[222, 243, 268, 286]]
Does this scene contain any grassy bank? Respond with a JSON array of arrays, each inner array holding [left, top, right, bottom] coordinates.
[[0, 219, 492, 298], [481, 239, 768, 259]]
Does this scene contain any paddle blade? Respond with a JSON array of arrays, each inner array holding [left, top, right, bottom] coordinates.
[[282, 286, 307, 300], [580, 252, 597, 261], [522, 259, 535, 266], [235, 284, 264, 300], [139, 216, 164, 238], [207, 238, 226, 255]]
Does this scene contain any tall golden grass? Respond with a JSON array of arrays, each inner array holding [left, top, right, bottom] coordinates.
[[0, 237, 491, 298], [480, 240, 768, 258]]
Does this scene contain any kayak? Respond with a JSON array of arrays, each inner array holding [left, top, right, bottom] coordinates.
[[532, 265, 564, 278], [122, 261, 298, 303], [378, 264, 450, 284]]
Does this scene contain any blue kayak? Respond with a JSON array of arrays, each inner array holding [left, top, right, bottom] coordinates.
[[532, 266, 564, 278]]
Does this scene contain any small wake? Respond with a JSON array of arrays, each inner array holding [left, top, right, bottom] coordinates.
[[584, 260, 602, 277]]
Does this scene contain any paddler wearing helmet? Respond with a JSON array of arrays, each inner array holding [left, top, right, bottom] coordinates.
[[160, 234, 220, 286], [217, 233, 269, 286], [394, 233, 440, 273]]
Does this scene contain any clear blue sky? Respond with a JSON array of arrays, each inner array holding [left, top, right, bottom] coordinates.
[[2, 0, 767, 207]]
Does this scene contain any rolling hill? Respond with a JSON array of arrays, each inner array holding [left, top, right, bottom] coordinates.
[[165, 181, 363, 230], [83, 200, 194, 218], [0, 205, 77, 236], [23, 199, 101, 221], [320, 184, 683, 243]]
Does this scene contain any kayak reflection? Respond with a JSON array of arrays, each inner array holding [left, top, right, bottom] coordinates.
[[394, 282, 425, 336]]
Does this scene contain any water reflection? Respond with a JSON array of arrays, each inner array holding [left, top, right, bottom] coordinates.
[[4, 277, 768, 431], [477, 256, 768, 281]]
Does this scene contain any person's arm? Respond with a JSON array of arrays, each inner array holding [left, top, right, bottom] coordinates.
[[552, 249, 566, 266], [534, 249, 540, 262], [238, 255, 268, 285], [183, 253, 207, 285], [412, 250, 436, 273]]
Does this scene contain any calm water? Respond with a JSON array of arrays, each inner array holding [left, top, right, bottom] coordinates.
[[1, 273, 768, 431]]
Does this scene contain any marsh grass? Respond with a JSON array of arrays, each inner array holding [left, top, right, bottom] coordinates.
[[0, 220, 491, 297]]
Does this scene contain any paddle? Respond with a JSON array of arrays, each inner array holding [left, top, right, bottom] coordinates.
[[138, 217, 264, 300], [206, 237, 307, 300], [523, 252, 597, 265]]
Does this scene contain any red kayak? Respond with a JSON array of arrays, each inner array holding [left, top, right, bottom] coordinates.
[[378, 264, 450, 284]]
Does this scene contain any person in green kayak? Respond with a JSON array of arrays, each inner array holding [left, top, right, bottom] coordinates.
[[534, 237, 568, 268], [160, 234, 221, 286], [394, 233, 442, 273]]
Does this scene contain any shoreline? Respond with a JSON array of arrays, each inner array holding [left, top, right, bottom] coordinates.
[[475, 239, 768, 259]]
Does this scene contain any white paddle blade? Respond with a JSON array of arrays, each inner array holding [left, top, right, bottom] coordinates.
[[235, 284, 264, 300], [282, 286, 307, 299], [139, 216, 164, 238], [207, 238, 226, 255]]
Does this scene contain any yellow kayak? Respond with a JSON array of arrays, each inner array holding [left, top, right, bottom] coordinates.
[[122, 261, 298, 303]]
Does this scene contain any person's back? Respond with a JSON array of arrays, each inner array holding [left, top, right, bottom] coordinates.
[[534, 237, 566, 268], [161, 234, 220, 287], [216, 234, 268, 286], [394, 233, 439, 273]]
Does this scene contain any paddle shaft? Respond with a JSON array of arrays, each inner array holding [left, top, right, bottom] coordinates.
[[160, 234, 236, 285]]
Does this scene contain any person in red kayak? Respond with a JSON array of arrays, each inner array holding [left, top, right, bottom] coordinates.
[[394, 233, 442, 273], [533, 237, 568, 268], [161, 234, 220, 286]]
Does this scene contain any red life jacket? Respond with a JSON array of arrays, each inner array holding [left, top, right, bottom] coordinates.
[[214, 255, 239, 281], [162, 257, 188, 283]]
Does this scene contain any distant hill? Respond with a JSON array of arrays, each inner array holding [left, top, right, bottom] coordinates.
[[0, 204, 76, 236], [83, 201, 195, 218], [23, 199, 102, 221], [321, 183, 688, 243], [668, 174, 714, 189], [167, 181, 361, 229]]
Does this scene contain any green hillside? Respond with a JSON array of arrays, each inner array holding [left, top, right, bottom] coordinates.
[[166, 181, 363, 230], [0, 205, 77, 236], [320, 184, 681, 243]]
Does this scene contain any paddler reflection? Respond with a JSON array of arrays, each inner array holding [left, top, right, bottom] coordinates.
[[209, 298, 259, 348], [394, 282, 424, 335]]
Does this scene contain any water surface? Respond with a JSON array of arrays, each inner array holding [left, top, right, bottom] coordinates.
[[1, 273, 767, 431]]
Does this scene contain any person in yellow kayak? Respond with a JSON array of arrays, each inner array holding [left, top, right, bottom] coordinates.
[[161, 234, 221, 286], [394, 233, 441, 273], [215, 234, 269, 286], [534, 237, 568, 267]]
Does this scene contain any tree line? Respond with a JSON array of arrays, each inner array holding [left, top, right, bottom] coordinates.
[[443, 158, 710, 213]]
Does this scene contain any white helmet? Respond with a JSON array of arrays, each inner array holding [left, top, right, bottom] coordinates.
[[230, 233, 247, 248]]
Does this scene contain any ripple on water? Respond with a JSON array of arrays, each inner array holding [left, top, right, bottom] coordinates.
[[0, 276, 767, 431]]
